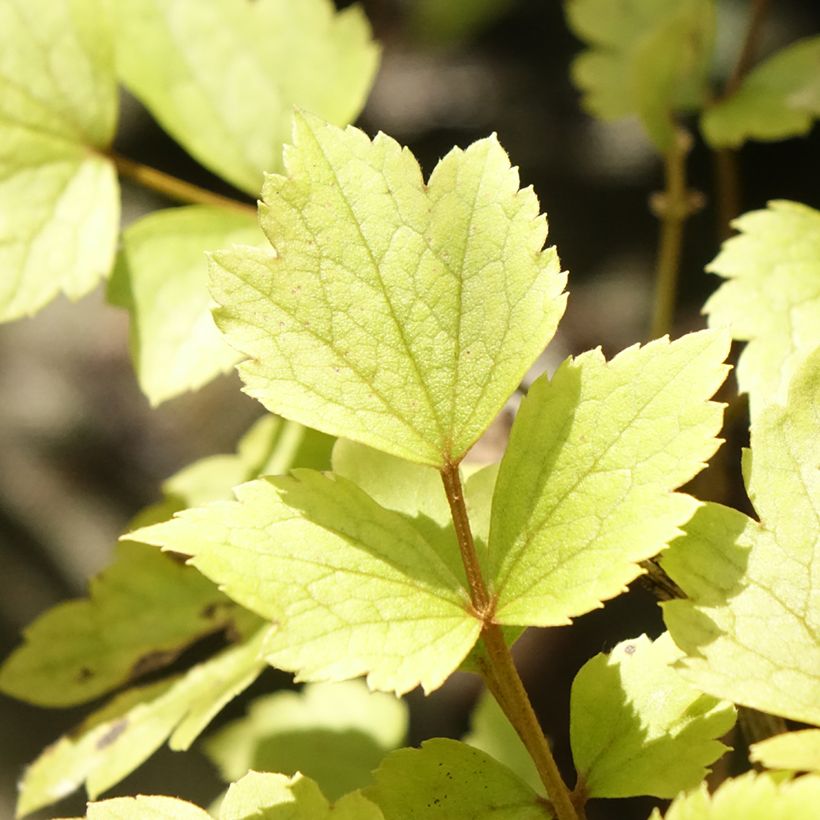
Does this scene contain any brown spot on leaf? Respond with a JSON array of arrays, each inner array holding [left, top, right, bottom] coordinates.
[[77, 666, 95, 682]]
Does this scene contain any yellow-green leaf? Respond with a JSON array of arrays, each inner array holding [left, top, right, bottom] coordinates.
[[751, 730, 820, 774]]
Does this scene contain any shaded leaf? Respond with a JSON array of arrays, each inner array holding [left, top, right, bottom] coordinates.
[[116, 0, 379, 194], [704, 200, 820, 418], [17, 626, 266, 817], [0, 0, 119, 321], [570, 633, 734, 799], [210, 113, 566, 467], [204, 680, 407, 801], [702, 37, 820, 148], [108, 206, 261, 405], [131, 471, 481, 695], [662, 351, 820, 724], [365, 738, 552, 819], [489, 331, 729, 626], [566, 0, 715, 149]]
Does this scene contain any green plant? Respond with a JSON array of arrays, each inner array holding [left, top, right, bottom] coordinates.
[[1, 1, 818, 819]]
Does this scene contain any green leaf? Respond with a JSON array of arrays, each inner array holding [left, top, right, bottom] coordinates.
[[701, 37, 820, 147], [86, 795, 210, 819], [0, 540, 239, 707], [365, 738, 552, 819], [650, 772, 820, 820], [408, 0, 515, 44], [0, 0, 119, 321], [463, 688, 542, 794], [662, 351, 820, 724], [131, 471, 481, 695], [489, 330, 729, 626], [204, 680, 407, 801], [570, 633, 734, 799], [115, 0, 379, 195], [751, 730, 820, 774], [210, 113, 566, 468], [17, 626, 266, 817], [704, 200, 820, 419], [108, 206, 262, 405], [565, 0, 715, 149]]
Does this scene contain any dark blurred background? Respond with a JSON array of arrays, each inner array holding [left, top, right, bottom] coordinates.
[[1, 1, 818, 817]]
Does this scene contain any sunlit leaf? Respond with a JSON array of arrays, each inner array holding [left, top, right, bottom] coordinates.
[[751, 730, 820, 774], [108, 206, 261, 405], [704, 200, 820, 418], [0, 0, 119, 321], [115, 0, 379, 195], [489, 330, 729, 626], [210, 113, 566, 467], [702, 37, 820, 148], [663, 351, 820, 724], [204, 680, 407, 801], [570, 633, 734, 798], [86, 795, 209, 819], [131, 471, 481, 695]]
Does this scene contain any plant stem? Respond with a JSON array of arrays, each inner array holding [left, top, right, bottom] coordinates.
[[724, 0, 771, 98], [107, 150, 257, 216], [440, 464, 579, 820], [649, 128, 692, 340]]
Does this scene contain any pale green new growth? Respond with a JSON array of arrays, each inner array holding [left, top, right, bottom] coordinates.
[[702, 37, 820, 148], [17, 628, 267, 817], [0, 0, 119, 321], [570, 633, 734, 798], [464, 688, 542, 794], [0, 541, 238, 707], [210, 113, 566, 467], [650, 772, 820, 820], [109, 206, 261, 405], [751, 730, 820, 774], [87, 795, 210, 819], [565, 0, 714, 149], [663, 351, 820, 724], [705, 200, 820, 418], [131, 471, 481, 695], [204, 680, 407, 800], [116, 0, 379, 195], [365, 738, 552, 819], [489, 330, 729, 626]]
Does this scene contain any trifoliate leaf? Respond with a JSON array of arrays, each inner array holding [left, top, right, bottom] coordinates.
[[86, 795, 210, 819], [662, 351, 820, 724], [0, 0, 119, 321], [751, 730, 820, 773], [210, 113, 566, 468], [108, 206, 261, 405], [702, 37, 820, 148], [115, 0, 379, 195], [0, 541, 239, 707], [565, 0, 715, 149], [131, 471, 481, 695], [488, 330, 729, 626], [204, 680, 407, 801], [463, 688, 542, 794], [365, 738, 552, 819], [650, 772, 820, 820], [704, 200, 820, 418], [570, 633, 734, 799], [17, 626, 266, 817]]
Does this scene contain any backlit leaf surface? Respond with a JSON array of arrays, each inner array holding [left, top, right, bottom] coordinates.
[[662, 351, 820, 724], [751, 730, 820, 774], [365, 738, 552, 819], [17, 626, 266, 817], [204, 680, 407, 800], [86, 795, 209, 819], [566, 0, 714, 149], [570, 633, 734, 798], [650, 772, 820, 820], [489, 331, 729, 626], [116, 0, 379, 194], [131, 471, 481, 695], [702, 37, 820, 147], [210, 113, 566, 467], [705, 200, 820, 418], [0, 0, 119, 321], [108, 206, 261, 405]]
